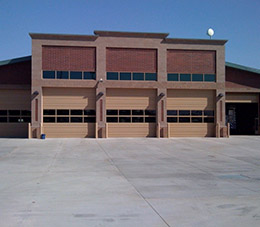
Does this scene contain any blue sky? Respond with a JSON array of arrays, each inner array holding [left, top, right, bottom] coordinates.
[[1, 0, 259, 68]]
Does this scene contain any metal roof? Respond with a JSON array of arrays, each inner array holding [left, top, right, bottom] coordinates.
[[226, 62, 260, 75], [0, 56, 31, 67]]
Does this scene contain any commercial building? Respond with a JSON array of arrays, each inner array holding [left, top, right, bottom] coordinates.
[[0, 31, 259, 138]]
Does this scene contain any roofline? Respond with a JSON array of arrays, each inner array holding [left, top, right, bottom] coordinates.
[[94, 30, 169, 39], [164, 38, 227, 45], [226, 62, 260, 74], [29, 33, 98, 41], [0, 55, 31, 67]]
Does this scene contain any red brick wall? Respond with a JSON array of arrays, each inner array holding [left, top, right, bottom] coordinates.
[[0, 60, 31, 85], [42, 46, 96, 71], [106, 48, 157, 72], [167, 50, 216, 74], [226, 66, 260, 89]]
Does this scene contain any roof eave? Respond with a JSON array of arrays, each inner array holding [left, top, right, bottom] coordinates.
[[94, 30, 169, 39], [163, 38, 228, 45], [29, 33, 98, 41]]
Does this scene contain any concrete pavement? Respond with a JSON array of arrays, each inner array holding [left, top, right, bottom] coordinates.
[[0, 137, 260, 226]]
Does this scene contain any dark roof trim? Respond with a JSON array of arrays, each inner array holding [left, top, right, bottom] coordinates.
[[94, 30, 169, 39], [29, 33, 98, 41], [0, 56, 31, 67], [164, 38, 227, 45], [226, 62, 260, 75]]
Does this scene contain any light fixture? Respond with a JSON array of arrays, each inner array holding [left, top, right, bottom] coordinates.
[[98, 92, 104, 96], [99, 78, 103, 83], [159, 92, 165, 97], [218, 93, 224, 98], [207, 28, 214, 39]]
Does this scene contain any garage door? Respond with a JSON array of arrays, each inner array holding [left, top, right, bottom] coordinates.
[[42, 88, 96, 138], [0, 89, 31, 138], [106, 89, 156, 137], [167, 89, 215, 137]]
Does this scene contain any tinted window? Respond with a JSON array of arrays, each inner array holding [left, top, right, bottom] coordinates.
[[145, 110, 156, 115], [204, 110, 214, 116], [204, 74, 216, 82], [132, 117, 144, 123], [192, 117, 202, 123], [119, 117, 131, 122], [84, 110, 96, 115], [9, 110, 20, 115], [0, 110, 7, 115], [43, 71, 55, 79], [119, 110, 131, 115], [191, 110, 202, 116], [180, 74, 191, 81], [9, 117, 20, 122], [192, 74, 203, 81], [204, 117, 214, 123], [21, 117, 31, 123], [145, 117, 156, 123], [84, 72, 96, 80], [107, 117, 118, 122], [84, 117, 96, 123], [133, 73, 144, 81], [132, 110, 144, 115], [70, 71, 82, 79], [71, 117, 83, 123], [167, 110, 177, 115], [57, 110, 69, 115], [107, 72, 118, 80], [167, 73, 179, 81], [179, 117, 190, 123], [57, 71, 69, 79], [43, 117, 55, 123], [71, 110, 83, 115], [44, 109, 55, 115], [120, 72, 131, 80], [179, 110, 190, 116], [21, 110, 31, 116], [107, 110, 118, 115], [57, 117, 69, 123], [145, 73, 157, 81], [167, 117, 177, 123], [0, 117, 7, 122]]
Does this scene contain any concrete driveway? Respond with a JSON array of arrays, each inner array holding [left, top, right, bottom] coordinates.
[[0, 137, 260, 227]]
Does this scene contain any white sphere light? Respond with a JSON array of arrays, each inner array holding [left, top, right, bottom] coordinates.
[[207, 28, 214, 38]]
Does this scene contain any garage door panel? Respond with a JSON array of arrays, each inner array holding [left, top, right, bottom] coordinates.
[[108, 123, 156, 138], [43, 88, 95, 109], [169, 123, 215, 137], [106, 89, 156, 109], [0, 123, 28, 138], [43, 123, 95, 138], [0, 89, 30, 110], [167, 90, 215, 110]]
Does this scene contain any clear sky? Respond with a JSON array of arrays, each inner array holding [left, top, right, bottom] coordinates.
[[1, 0, 259, 69]]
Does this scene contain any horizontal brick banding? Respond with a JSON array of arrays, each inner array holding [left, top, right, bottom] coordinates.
[[167, 50, 216, 74], [42, 46, 96, 71], [106, 48, 157, 72], [0, 61, 31, 85]]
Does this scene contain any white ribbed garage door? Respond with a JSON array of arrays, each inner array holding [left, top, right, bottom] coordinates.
[[167, 89, 216, 137], [106, 88, 156, 138], [42, 88, 96, 138]]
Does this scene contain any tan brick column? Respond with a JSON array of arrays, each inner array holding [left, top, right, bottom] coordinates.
[[216, 46, 226, 137], [96, 44, 106, 138], [157, 46, 167, 137]]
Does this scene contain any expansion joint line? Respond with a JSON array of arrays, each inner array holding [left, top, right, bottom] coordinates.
[[96, 141, 171, 227]]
